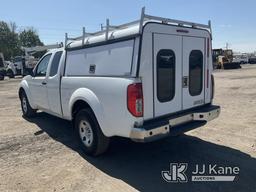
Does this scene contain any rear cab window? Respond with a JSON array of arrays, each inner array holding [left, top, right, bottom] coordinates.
[[50, 51, 63, 77]]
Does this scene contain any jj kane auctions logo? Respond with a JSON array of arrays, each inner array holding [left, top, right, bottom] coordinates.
[[162, 163, 239, 182]]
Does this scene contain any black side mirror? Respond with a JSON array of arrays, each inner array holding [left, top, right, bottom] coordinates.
[[29, 69, 35, 77], [32, 70, 36, 77]]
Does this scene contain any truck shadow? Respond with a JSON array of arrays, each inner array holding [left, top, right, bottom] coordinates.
[[25, 112, 256, 192]]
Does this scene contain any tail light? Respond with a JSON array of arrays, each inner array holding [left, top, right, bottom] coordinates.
[[211, 74, 215, 100], [127, 83, 143, 117]]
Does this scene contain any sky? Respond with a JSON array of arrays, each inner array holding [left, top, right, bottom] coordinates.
[[0, 0, 255, 53]]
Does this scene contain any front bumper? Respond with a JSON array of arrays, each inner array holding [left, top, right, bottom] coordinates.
[[130, 104, 220, 142]]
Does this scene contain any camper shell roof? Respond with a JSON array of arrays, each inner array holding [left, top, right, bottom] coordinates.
[[65, 7, 212, 50]]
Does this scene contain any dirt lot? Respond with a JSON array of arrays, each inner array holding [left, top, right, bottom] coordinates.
[[0, 65, 256, 192]]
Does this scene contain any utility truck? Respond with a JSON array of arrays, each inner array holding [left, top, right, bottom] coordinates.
[[19, 8, 220, 156], [6, 43, 62, 78]]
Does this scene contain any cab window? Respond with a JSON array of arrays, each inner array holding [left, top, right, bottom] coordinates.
[[35, 54, 52, 77]]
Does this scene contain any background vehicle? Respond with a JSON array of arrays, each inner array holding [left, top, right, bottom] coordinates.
[[19, 8, 220, 156], [248, 56, 256, 64], [233, 54, 249, 64], [213, 49, 241, 69], [5, 43, 62, 78]]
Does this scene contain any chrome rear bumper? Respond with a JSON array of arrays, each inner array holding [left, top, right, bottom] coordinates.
[[130, 105, 220, 142]]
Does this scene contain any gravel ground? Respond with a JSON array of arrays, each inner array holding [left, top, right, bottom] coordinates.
[[0, 65, 256, 192]]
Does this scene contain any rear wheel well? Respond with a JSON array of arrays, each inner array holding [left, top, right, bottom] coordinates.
[[72, 100, 93, 120]]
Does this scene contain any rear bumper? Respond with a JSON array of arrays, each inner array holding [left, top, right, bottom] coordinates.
[[130, 104, 220, 142]]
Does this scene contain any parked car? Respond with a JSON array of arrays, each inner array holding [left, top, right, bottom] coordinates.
[[6, 56, 37, 78], [233, 55, 249, 64], [249, 57, 256, 64], [19, 8, 220, 156]]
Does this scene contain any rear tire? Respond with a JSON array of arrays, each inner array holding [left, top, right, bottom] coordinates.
[[20, 91, 36, 117], [74, 108, 110, 156]]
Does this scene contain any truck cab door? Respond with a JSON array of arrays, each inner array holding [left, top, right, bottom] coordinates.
[[46, 51, 63, 116], [29, 54, 52, 110]]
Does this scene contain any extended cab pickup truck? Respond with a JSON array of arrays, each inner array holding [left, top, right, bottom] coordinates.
[[19, 9, 220, 156]]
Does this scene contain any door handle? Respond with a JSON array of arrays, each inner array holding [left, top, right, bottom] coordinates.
[[183, 76, 188, 88], [42, 81, 47, 85]]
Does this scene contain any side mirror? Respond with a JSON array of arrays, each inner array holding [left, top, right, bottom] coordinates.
[[31, 70, 36, 77], [29, 69, 35, 77]]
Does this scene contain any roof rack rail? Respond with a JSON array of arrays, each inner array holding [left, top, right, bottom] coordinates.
[[65, 7, 212, 48]]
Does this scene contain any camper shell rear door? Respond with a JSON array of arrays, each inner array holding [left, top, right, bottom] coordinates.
[[139, 23, 211, 120]]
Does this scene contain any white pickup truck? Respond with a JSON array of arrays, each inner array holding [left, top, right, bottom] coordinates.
[[19, 8, 220, 156]]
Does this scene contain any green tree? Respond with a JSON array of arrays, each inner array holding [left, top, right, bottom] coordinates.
[[19, 28, 45, 58], [19, 28, 43, 47], [0, 21, 45, 60], [0, 21, 21, 60]]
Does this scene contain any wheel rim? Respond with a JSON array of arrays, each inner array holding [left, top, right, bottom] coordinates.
[[22, 96, 27, 113], [79, 120, 93, 147]]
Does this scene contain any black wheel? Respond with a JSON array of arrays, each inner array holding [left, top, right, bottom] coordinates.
[[20, 91, 36, 117], [0, 74, 4, 80], [6, 69, 14, 78], [74, 108, 110, 156]]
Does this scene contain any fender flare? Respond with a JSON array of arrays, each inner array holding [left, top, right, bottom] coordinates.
[[19, 80, 36, 109], [69, 88, 109, 136]]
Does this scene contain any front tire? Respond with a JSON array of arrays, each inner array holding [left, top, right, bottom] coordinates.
[[74, 109, 110, 156], [20, 91, 36, 117]]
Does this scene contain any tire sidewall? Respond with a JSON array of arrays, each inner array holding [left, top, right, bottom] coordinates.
[[21, 92, 29, 115], [75, 109, 98, 154], [20, 91, 35, 117]]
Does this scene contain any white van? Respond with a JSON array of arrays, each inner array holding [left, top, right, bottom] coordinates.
[[19, 8, 220, 156]]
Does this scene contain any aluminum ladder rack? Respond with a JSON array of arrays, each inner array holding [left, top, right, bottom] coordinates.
[[65, 7, 212, 48]]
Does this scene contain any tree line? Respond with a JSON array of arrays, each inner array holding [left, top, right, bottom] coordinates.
[[0, 21, 44, 60]]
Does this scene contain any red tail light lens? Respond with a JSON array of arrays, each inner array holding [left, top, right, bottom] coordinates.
[[127, 83, 143, 117]]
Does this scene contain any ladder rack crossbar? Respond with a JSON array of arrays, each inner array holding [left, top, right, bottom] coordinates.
[[65, 7, 212, 48]]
